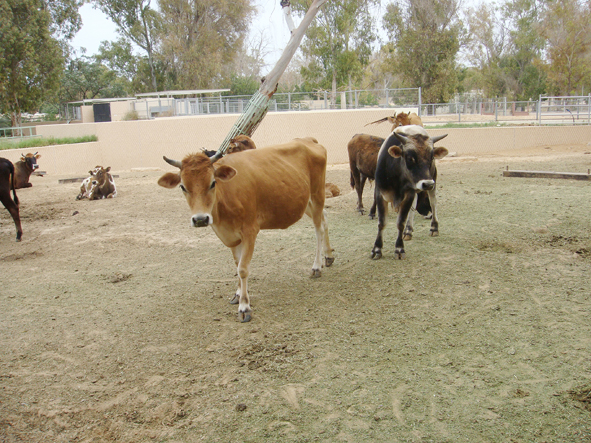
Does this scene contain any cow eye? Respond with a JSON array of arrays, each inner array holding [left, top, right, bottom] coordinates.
[[210, 180, 216, 190], [179, 184, 187, 193]]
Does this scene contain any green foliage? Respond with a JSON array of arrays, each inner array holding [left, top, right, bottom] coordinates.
[[291, 0, 379, 102], [92, 0, 162, 90], [0, 0, 65, 126], [59, 55, 129, 101], [225, 75, 260, 96], [158, 0, 255, 89], [0, 134, 98, 151], [382, 0, 462, 103]]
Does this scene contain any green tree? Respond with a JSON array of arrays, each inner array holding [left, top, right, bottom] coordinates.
[[290, 0, 379, 107], [0, 0, 64, 126], [59, 55, 128, 102], [92, 0, 161, 91], [158, 0, 254, 90], [539, 0, 591, 95], [383, 0, 463, 104]]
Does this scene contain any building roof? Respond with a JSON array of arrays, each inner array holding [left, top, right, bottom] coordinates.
[[135, 89, 230, 98]]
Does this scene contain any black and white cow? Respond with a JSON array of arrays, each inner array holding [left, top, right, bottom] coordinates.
[[370, 125, 448, 260]]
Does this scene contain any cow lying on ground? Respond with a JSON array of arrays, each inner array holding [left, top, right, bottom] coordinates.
[[228, 135, 256, 154], [76, 166, 102, 200], [158, 137, 335, 322], [371, 125, 448, 260], [200, 135, 257, 158], [365, 111, 423, 131], [76, 166, 117, 200], [0, 158, 23, 241], [88, 166, 117, 199], [14, 152, 41, 189]]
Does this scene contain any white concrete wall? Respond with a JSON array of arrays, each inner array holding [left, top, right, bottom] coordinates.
[[2, 109, 590, 176]]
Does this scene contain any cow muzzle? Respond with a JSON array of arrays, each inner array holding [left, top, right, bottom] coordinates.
[[191, 214, 211, 227], [416, 180, 435, 191]]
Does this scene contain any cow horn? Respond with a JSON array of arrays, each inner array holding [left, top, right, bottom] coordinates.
[[432, 134, 448, 143], [393, 132, 409, 144], [163, 156, 182, 169], [210, 151, 223, 163]]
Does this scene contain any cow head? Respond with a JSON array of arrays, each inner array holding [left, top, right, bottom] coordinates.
[[387, 125, 448, 191], [21, 152, 41, 170], [158, 153, 237, 228], [388, 112, 412, 130], [227, 135, 256, 154], [91, 166, 111, 187]]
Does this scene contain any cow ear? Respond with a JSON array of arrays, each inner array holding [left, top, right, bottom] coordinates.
[[105, 167, 111, 172], [158, 172, 181, 189], [388, 145, 403, 158], [433, 147, 449, 159], [214, 165, 237, 182], [35, 154, 41, 159]]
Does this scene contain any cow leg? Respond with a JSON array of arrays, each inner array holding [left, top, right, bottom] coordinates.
[[368, 191, 377, 220], [305, 202, 335, 277], [394, 193, 415, 259], [230, 234, 256, 322], [403, 194, 418, 240], [370, 191, 389, 260], [1, 192, 22, 242], [351, 166, 366, 215], [427, 188, 440, 236]]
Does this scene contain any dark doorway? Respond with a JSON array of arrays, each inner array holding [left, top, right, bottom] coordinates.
[[93, 103, 112, 122]]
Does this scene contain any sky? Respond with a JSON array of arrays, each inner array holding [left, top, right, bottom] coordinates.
[[70, 0, 295, 70]]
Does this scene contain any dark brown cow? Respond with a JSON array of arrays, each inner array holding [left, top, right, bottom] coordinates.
[[158, 137, 335, 322], [371, 125, 448, 260], [14, 152, 41, 189], [347, 134, 384, 218], [88, 166, 117, 200], [0, 158, 23, 241]]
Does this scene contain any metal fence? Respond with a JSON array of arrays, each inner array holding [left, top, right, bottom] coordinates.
[[130, 90, 590, 127]]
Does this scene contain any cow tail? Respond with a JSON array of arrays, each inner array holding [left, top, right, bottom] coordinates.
[[350, 171, 355, 189], [10, 163, 19, 206]]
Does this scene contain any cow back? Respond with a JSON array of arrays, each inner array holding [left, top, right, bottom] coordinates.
[[214, 138, 327, 231]]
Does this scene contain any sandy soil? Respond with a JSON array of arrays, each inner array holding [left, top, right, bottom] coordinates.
[[1, 144, 591, 442]]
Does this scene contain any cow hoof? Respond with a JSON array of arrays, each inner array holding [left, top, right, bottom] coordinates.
[[325, 256, 335, 267], [239, 312, 252, 323], [403, 233, 412, 241], [16, 237, 22, 242], [368, 213, 376, 220], [371, 249, 382, 260], [311, 268, 322, 278], [394, 249, 405, 259], [229, 293, 239, 304], [430, 230, 439, 237]]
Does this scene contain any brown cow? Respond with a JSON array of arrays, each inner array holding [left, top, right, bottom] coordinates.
[[365, 111, 423, 132], [76, 166, 102, 200], [158, 137, 335, 322], [0, 158, 23, 241], [347, 134, 384, 218], [228, 135, 257, 154], [88, 166, 117, 200], [13, 152, 41, 189]]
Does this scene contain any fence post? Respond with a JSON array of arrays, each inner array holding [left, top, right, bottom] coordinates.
[[288, 92, 291, 111], [495, 101, 498, 121], [324, 91, 328, 109], [418, 87, 422, 117], [538, 95, 542, 125], [385, 89, 389, 107]]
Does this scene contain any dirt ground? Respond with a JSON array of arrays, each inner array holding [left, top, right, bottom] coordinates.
[[1, 143, 591, 442]]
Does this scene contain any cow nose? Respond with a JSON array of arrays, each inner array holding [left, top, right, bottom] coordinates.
[[33, 164, 39, 170], [417, 180, 435, 191], [191, 214, 210, 227]]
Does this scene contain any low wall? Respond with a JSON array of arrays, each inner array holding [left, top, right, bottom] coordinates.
[[2, 109, 590, 176]]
